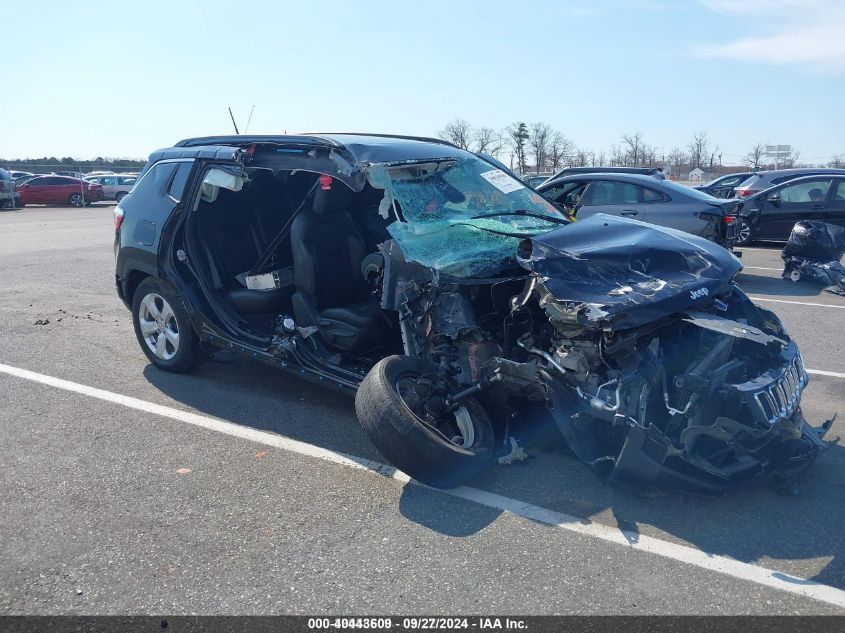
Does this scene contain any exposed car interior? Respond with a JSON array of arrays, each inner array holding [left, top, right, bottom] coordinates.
[[187, 166, 401, 361]]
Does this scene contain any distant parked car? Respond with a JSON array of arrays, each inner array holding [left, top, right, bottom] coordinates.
[[85, 173, 137, 202], [694, 172, 753, 199], [16, 175, 103, 207], [8, 170, 34, 181], [14, 174, 39, 185], [537, 173, 737, 247], [735, 174, 845, 245], [54, 170, 84, 179], [524, 174, 553, 188], [0, 168, 21, 209], [548, 166, 666, 181], [733, 168, 845, 199]]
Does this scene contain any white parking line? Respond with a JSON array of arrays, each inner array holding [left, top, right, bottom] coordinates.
[[807, 369, 845, 379], [749, 297, 845, 309], [1, 361, 844, 609]]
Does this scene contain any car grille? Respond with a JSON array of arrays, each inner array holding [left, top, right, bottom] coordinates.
[[752, 355, 807, 425]]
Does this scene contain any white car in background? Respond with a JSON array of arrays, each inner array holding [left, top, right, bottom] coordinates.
[[85, 173, 137, 202]]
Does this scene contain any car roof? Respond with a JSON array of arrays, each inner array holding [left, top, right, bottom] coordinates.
[[174, 133, 467, 164], [762, 173, 845, 188], [541, 172, 670, 187]]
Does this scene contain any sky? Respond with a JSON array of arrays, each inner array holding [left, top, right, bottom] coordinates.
[[3, 0, 844, 164]]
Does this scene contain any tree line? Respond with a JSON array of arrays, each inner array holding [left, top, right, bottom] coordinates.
[[1, 156, 146, 172], [437, 118, 833, 175]]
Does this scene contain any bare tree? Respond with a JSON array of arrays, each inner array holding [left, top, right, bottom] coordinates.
[[437, 118, 473, 150], [548, 133, 573, 171], [595, 151, 607, 167], [779, 149, 801, 168], [505, 122, 530, 174], [743, 143, 766, 170], [667, 147, 688, 178], [528, 122, 553, 173], [474, 127, 502, 155], [708, 146, 720, 170], [609, 144, 625, 167], [571, 148, 590, 167], [687, 131, 710, 169], [621, 131, 646, 166], [829, 154, 845, 168]]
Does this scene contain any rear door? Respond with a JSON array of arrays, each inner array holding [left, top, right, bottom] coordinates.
[[101, 176, 117, 198], [825, 178, 845, 228], [55, 177, 78, 203], [578, 179, 646, 221], [758, 178, 832, 239], [35, 176, 64, 203]]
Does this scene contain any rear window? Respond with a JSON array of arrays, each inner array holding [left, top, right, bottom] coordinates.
[[642, 187, 667, 203], [736, 174, 761, 189], [658, 179, 718, 202], [167, 163, 192, 201]]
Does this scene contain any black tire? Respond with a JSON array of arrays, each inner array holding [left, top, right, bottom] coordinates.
[[68, 192, 84, 207], [131, 277, 206, 372], [116, 191, 126, 203], [355, 355, 495, 488]]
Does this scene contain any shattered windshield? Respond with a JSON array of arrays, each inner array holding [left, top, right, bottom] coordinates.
[[368, 156, 567, 277]]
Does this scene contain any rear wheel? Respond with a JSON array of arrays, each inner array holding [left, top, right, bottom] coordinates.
[[116, 191, 127, 203], [68, 192, 84, 207], [735, 220, 754, 245], [131, 278, 206, 372], [355, 355, 495, 488]]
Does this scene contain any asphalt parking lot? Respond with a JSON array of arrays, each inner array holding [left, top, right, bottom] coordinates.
[[1, 204, 844, 615]]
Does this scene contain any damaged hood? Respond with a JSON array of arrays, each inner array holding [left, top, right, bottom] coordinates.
[[517, 214, 743, 330]]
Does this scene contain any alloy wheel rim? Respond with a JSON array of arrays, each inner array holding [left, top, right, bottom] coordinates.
[[138, 293, 180, 360], [738, 221, 751, 242], [394, 374, 475, 448], [70, 194, 83, 207]]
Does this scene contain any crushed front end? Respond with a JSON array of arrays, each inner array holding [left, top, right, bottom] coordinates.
[[504, 218, 834, 494]]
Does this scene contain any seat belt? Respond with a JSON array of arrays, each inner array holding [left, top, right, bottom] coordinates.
[[246, 179, 319, 277]]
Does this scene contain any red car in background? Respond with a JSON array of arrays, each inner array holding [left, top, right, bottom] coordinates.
[[16, 175, 104, 207]]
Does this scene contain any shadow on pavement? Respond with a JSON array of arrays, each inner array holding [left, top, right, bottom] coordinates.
[[737, 271, 830, 298], [143, 354, 845, 590]]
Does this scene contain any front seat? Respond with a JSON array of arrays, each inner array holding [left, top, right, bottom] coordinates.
[[290, 177, 384, 351]]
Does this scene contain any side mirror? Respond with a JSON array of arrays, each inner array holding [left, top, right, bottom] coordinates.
[[766, 192, 781, 206]]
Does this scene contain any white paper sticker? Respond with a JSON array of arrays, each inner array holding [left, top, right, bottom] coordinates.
[[480, 169, 525, 194]]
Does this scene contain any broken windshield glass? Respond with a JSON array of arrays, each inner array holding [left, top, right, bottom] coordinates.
[[367, 156, 566, 277]]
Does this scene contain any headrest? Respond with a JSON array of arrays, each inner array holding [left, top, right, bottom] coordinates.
[[311, 176, 353, 216]]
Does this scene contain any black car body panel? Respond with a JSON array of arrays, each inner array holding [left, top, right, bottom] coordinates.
[[114, 133, 833, 495], [738, 174, 845, 243], [516, 214, 742, 330]]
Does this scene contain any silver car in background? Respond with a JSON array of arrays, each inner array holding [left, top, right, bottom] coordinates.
[[537, 173, 738, 247], [734, 168, 845, 199], [85, 174, 137, 203]]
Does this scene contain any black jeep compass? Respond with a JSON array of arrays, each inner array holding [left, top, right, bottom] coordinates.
[[115, 134, 831, 493]]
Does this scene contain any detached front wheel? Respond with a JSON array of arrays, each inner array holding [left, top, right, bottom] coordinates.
[[355, 355, 495, 488]]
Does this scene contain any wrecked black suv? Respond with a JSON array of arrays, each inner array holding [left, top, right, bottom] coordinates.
[[115, 134, 832, 494]]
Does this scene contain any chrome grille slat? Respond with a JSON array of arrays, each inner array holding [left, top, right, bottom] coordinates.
[[751, 355, 807, 426]]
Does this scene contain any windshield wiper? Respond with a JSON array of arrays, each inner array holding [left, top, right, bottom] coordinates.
[[469, 210, 569, 225]]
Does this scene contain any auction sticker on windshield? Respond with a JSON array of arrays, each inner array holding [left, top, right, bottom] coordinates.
[[480, 169, 524, 194]]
